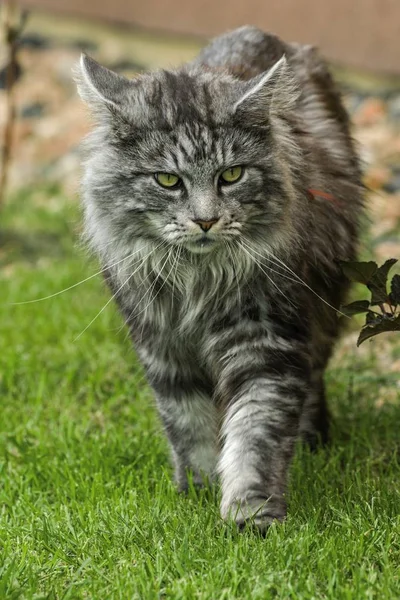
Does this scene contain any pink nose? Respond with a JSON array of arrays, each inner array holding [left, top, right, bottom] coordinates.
[[192, 218, 219, 232]]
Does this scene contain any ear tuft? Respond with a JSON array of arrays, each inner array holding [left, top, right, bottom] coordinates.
[[234, 55, 299, 123]]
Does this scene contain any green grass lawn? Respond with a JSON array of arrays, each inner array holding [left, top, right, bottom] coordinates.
[[1, 187, 399, 599]]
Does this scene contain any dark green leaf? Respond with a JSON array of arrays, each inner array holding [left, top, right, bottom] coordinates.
[[390, 273, 400, 305], [340, 300, 370, 316], [357, 314, 400, 346], [367, 258, 398, 305], [339, 260, 377, 285], [369, 285, 388, 305]]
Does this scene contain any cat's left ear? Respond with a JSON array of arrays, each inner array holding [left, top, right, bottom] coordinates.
[[233, 56, 299, 123]]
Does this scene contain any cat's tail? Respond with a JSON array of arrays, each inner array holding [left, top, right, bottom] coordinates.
[[290, 44, 351, 132], [288, 43, 362, 180]]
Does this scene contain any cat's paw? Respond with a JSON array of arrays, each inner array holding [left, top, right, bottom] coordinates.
[[221, 494, 286, 533], [177, 478, 206, 494], [176, 469, 214, 494]]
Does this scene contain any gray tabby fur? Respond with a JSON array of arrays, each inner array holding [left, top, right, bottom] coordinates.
[[75, 26, 364, 530]]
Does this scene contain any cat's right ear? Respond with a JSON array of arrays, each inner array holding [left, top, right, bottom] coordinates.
[[74, 54, 134, 118]]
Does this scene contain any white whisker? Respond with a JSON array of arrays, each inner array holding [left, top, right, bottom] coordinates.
[[11, 243, 154, 305], [239, 242, 297, 307], [74, 243, 163, 341], [125, 245, 171, 329], [140, 248, 176, 322], [225, 240, 242, 308], [241, 239, 350, 319], [240, 241, 301, 285], [170, 245, 182, 312]]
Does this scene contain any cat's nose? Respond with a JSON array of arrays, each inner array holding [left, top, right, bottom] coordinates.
[[192, 218, 219, 232]]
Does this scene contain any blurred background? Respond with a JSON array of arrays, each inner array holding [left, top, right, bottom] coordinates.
[[1, 0, 399, 370]]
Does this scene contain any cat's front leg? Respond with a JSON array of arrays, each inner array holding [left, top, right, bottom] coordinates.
[[134, 331, 219, 490], [156, 389, 219, 490], [146, 360, 219, 490], [217, 347, 310, 530]]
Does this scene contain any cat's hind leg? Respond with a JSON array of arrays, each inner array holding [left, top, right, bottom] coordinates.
[[298, 370, 330, 450]]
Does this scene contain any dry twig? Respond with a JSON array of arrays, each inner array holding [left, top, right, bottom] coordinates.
[[0, 0, 23, 206]]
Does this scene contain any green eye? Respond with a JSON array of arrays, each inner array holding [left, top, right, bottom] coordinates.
[[155, 173, 181, 188], [220, 166, 243, 184]]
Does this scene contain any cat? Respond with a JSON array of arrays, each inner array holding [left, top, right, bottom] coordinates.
[[75, 25, 364, 530]]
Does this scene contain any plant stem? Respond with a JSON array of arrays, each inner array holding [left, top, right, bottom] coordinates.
[[0, 0, 19, 207], [378, 302, 389, 316]]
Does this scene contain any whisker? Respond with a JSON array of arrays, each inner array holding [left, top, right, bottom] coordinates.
[[170, 245, 182, 309], [74, 243, 163, 341], [11, 242, 160, 305], [241, 239, 350, 319], [140, 248, 176, 322], [125, 245, 171, 329], [115, 242, 172, 336], [264, 253, 350, 319], [239, 242, 297, 307], [135, 248, 175, 343], [240, 241, 301, 286], [225, 240, 242, 308]]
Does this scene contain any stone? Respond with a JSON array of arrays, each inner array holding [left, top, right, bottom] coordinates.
[[383, 174, 400, 194], [353, 97, 387, 127], [20, 101, 45, 119]]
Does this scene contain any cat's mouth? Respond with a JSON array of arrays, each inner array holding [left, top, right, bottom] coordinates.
[[185, 235, 217, 254]]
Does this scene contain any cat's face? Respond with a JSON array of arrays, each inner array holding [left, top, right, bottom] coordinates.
[[77, 56, 299, 258]]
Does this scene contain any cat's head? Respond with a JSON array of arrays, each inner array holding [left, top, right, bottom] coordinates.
[[76, 55, 301, 260]]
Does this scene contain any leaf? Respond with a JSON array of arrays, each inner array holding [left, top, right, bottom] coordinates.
[[357, 314, 400, 346], [367, 258, 398, 305], [390, 274, 400, 306], [339, 261, 378, 285], [340, 300, 370, 316]]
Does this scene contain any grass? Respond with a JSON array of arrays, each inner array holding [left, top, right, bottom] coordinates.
[[0, 186, 399, 599]]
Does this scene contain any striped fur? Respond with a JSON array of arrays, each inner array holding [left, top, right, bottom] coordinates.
[[76, 26, 364, 530]]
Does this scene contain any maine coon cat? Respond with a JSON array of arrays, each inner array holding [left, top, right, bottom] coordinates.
[[75, 26, 363, 530]]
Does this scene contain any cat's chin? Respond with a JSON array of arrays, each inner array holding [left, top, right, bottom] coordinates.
[[186, 245, 216, 255], [184, 238, 218, 254]]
